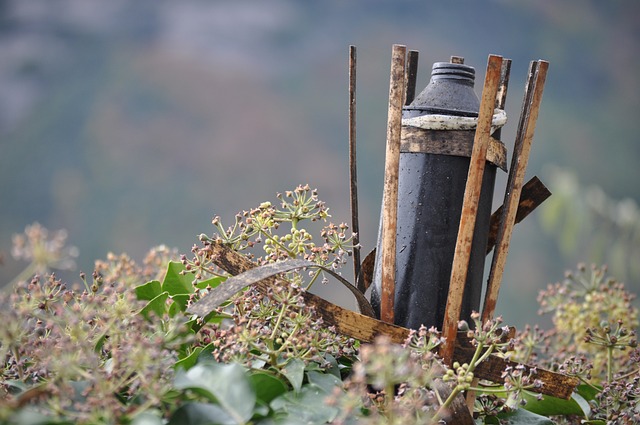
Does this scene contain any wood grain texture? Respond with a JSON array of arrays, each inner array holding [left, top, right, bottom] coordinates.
[[440, 55, 503, 365], [482, 61, 549, 324], [380, 44, 406, 324]]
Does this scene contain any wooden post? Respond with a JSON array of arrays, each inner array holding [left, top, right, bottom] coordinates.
[[481, 60, 549, 323], [348, 45, 362, 289], [440, 55, 503, 365], [380, 44, 406, 324], [405, 50, 419, 106]]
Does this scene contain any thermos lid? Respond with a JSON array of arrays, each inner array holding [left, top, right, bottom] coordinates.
[[404, 62, 480, 118]]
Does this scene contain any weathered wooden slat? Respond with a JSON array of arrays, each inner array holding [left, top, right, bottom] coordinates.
[[400, 127, 507, 171], [348, 45, 362, 290], [379, 44, 406, 324], [405, 50, 419, 106], [485, 176, 551, 254], [482, 61, 549, 324], [441, 55, 503, 366]]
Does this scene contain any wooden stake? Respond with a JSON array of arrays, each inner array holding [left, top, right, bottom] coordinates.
[[380, 44, 406, 324], [405, 50, 419, 106], [348, 45, 362, 290], [481, 60, 549, 323], [440, 55, 503, 365], [495, 59, 512, 111]]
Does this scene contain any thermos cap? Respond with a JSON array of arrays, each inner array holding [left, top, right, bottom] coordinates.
[[404, 62, 480, 118]]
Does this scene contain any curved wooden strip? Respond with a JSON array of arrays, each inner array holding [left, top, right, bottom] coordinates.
[[400, 127, 507, 171]]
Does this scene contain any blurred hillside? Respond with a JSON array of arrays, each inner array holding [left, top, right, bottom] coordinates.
[[1, 0, 639, 327]]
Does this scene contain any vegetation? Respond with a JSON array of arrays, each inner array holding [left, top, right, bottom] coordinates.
[[1, 187, 639, 424]]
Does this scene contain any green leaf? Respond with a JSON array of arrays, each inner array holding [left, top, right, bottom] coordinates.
[[322, 354, 341, 378], [521, 391, 588, 417], [306, 371, 341, 394], [162, 261, 195, 296], [174, 344, 213, 371], [168, 402, 235, 425], [496, 408, 555, 425], [169, 293, 192, 316], [9, 407, 75, 424], [196, 275, 226, 290], [270, 384, 338, 424], [135, 280, 162, 301], [576, 383, 602, 402], [249, 370, 288, 404], [281, 358, 305, 392], [131, 411, 164, 425], [174, 362, 256, 423], [139, 292, 169, 319]]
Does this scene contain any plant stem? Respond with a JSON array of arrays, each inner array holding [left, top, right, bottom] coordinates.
[[305, 268, 322, 290], [269, 288, 291, 340], [607, 345, 613, 382], [6, 261, 39, 289]]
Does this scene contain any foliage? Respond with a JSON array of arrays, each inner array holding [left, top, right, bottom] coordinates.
[[1, 187, 639, 424], [541, 166, 640, 285]]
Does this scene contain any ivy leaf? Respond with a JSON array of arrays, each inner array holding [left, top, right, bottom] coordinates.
[[174, 362, 256, 424], [249, 370, 288, 404], [196, 275, 226, 290], [496, 408, 555, 425], [135, 280, 162, 301], [174, 344, 213, 371], [139, 292, 169, 319], [306, 371, 342, 394], [521, 391, 589, 417], [162, 261, 195, 296], [169, 294, 191, 316], [270, 383, 338, 424], [281, 358, 305, 392], [8, 408, 74, 425], [130, 411, 164, 425], [168, 402, 235, 425], [576, 383, 602, 402]]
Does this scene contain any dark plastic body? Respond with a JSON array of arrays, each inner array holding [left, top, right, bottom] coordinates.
[[371, 61, 497, 330]]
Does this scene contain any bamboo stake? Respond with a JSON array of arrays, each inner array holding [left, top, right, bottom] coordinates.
[[380, 44, 406, 324], [348, 45, 362, 290], [481, 60, 549, 323], [440, 55, 503, 365]]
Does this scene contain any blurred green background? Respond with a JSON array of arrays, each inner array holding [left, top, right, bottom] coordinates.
[[1, 0, 639, 328]]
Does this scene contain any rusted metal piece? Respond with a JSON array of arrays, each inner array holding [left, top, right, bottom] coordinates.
[[482, 60, 549, 324], [380, 44, 406, 324], [400, 128, 507, 170], [450, 56, 465, 64], [486, 176, 551, 254], [186, 241, 578, 400], [440, 55, 504, 366], [405, 50, 419, 106], [348, 45, 362, 291]]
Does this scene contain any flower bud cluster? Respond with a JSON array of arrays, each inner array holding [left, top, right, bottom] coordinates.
[[501, 364, 544, 409], [537, 264, 639, 382], [204, 282, 356, 374], [182, 186, 357, 289]]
